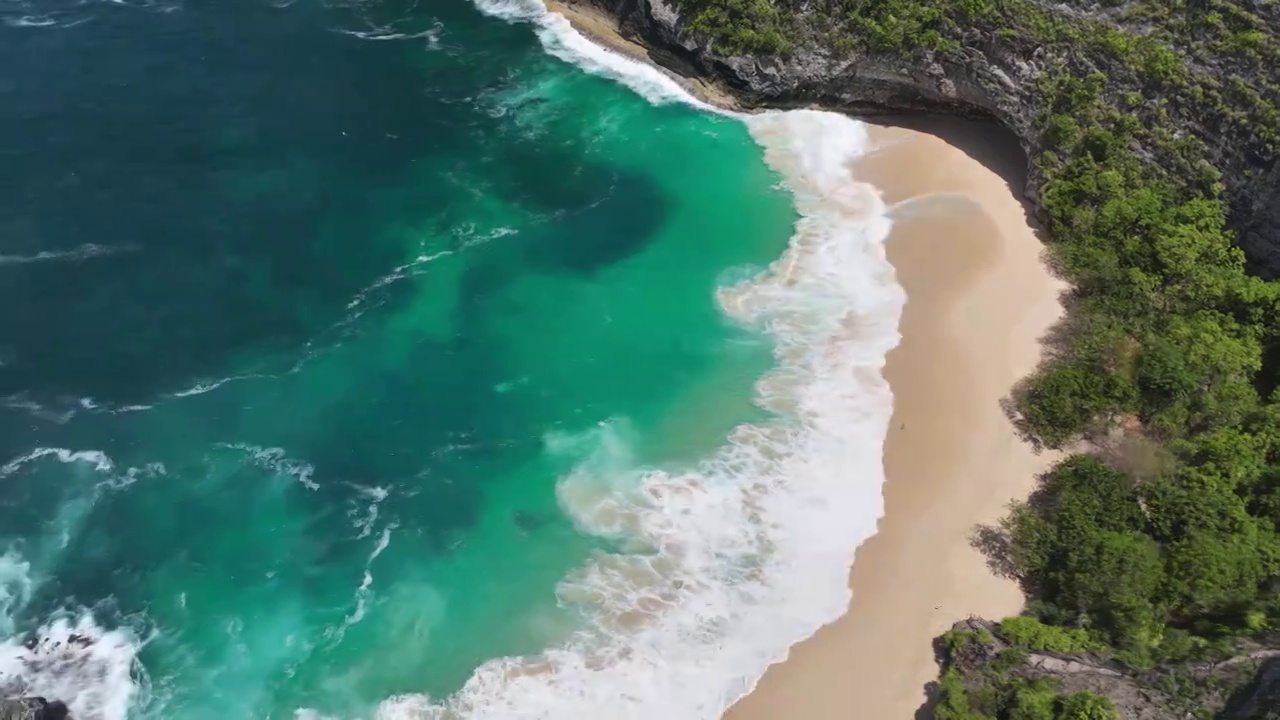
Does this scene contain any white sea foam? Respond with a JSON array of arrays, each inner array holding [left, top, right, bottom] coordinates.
[[358, 4, 903, 719], [221, 443, 321, 490], [348, 483, 391, 539], [5, 15, 60, 27], [112, 404, 155, 414], [336, 20, 444, 45], [346, 250, 456, 311], [0, 552, 33, 637], [98, 461, 167, 492], [0, 613, 142, 720], [78, 397, 154, 415], [333, 526, 395, 639], [0, 448, 116, 478], [0, 447, 164, 498], [1, 396, 154, 424]]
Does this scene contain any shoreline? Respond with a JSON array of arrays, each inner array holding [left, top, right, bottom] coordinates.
[[726, 122, 1064, 719], [536, 3, 1065, 716]]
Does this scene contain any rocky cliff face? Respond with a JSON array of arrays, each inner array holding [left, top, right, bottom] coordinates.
[[557, 0, 1280, 274], [575, 0, 1040, 128], [558, 0, 1052, 219], [944, 619, 1280, 720]]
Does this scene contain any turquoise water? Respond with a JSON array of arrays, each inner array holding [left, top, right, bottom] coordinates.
[[0, 0, 825, 717]]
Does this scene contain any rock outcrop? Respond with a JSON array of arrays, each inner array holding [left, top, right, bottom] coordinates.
[[943, 618, 1280, 720], [573, 0, 1039, 128], [0, 698, 69, 720]]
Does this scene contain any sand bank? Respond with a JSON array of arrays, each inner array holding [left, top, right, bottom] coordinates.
[[725, 122, 1065, 719]]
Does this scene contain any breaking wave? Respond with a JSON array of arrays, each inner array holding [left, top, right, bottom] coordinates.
[[353, 3, 904, 719]]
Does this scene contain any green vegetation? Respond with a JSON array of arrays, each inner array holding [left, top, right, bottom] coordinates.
[[679, 0, 794, 54], [946, 0, 1280, 706], [666, 0, 1280, 712], [998, 617, 1104, 655], [945, 625, 996, 656]]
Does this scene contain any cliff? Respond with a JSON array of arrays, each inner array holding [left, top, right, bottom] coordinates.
[[550, 0, 1280, 275]]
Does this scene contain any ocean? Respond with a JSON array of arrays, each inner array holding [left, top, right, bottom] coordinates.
[[0, 0, 903, 717]]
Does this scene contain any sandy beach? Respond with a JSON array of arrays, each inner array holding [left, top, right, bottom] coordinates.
[[539, 3, 1065, 716], [724, 121, 1065, 719]]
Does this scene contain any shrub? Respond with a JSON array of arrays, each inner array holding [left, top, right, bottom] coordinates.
[[999, 617, 1103, 654]]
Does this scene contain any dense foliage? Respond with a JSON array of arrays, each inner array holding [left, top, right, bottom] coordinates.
[[668, 0, 1280, 713], [996, 4, 1280, 672], [935, 669, 1120, 720]]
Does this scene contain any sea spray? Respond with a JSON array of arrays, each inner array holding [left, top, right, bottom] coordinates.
[[365, 3, 905, 718]]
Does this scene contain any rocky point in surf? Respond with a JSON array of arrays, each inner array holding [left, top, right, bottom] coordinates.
[[0, 698, 68, 720], [547, 0, 1280, 717]]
